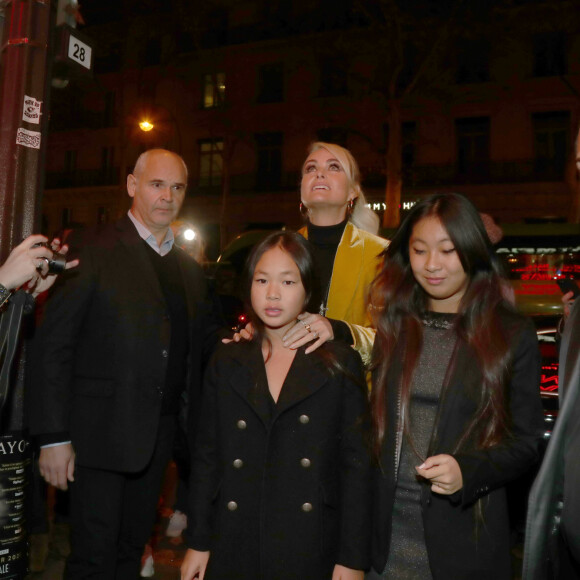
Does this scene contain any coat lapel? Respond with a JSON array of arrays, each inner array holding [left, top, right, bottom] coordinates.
[[326, 223, 364, 320], [299, 222, 364, 319], [275, 348, 330, 416], [227, 342, 272, 427], [227, 344, 331, 425], [427, 338, 477, 455]]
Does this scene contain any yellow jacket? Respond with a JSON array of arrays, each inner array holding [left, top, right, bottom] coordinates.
[[300, 221, 388, 365]]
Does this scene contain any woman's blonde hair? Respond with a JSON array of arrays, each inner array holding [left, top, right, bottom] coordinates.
[[305, 142, 380, 235]]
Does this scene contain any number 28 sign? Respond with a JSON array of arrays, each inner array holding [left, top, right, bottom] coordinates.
[[67, 34, 92, 70]]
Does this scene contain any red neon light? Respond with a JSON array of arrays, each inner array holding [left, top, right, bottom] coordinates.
[[540, 364, 559, 392], [514, 285, 560, 296]]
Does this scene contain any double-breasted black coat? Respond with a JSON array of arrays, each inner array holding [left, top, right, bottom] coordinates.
[[29, 216, 221, 472], [371, 307, 545, 579], [186, 340, 372, 580]]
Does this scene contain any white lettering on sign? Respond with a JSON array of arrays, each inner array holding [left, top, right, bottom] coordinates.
[[68, 35, 92, 70], [22, 95, 41, 124], [0, 439, 29, 454], [16, 128, 41, 149]]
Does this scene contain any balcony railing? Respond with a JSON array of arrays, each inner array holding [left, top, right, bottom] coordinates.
[[360, 159, 567, 188], [45, 159, 567, 192]]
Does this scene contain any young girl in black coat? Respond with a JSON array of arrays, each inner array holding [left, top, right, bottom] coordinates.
[[367, 193, 544, 580], [181, 232, 371, 580]]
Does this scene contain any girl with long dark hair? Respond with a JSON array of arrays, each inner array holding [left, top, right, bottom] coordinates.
[[182, 232, 371, 580], [367, 193, 544, 579]]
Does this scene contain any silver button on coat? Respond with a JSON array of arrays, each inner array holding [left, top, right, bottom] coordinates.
[[227, 501, 238, 511]]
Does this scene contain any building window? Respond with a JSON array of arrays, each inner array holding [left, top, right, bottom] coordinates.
[[532, 111, 570, 180], [255, 132, 283, 190], [456, 117, 490, 180], [199, 139, 223, 187], [64, 150, 77, 174], [202, 72, 226, 109], [257, 63, 284, 103], [533, 32, 567, 77], [456, 40, 490, 84], [319, 58, 348, 97]]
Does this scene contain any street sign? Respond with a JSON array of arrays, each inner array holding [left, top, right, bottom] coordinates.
[[54, 24, 94, 75], [67, 33, 91, 69]]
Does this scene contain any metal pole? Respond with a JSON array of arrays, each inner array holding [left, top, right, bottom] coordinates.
[[0, 0, 52, 264], [0, 3, 5, 52], [0, 5, 53, 575]]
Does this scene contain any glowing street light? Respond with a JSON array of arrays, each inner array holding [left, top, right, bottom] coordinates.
[[183, 228, 196, 241], [139, 120, 154, 132]]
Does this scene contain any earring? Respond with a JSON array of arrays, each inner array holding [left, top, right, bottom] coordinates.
[[300, 202, 309, 216], [346, 198, 356, 215]]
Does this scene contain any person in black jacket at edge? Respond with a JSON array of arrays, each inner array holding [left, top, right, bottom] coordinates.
[[523, 127, 580, 580]]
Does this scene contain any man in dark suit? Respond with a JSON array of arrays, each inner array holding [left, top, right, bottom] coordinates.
[[30, 149, 221, 578], [523, 130, 580, 580]]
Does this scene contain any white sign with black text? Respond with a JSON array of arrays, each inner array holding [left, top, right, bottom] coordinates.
[[67, 34, 92, 70], [16, 128, 41, 150], [22, 96, 41, 125]]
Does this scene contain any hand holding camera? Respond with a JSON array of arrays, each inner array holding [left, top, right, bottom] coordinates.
[[0, 234, 79, 299]]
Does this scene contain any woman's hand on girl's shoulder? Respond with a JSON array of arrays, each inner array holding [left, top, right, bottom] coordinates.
[[282, 312, 334, 354], [415, 454, 463, 495], [180, 548, 210, 580], [332, 564, 364, 580]]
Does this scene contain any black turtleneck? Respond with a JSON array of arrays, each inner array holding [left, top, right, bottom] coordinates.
[[306, 219, 353, 345], [307, 219, 347, 310]]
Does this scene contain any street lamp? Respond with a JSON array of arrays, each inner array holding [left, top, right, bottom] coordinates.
[[138, 120, 154, 132], [136, 105, 182, 153]]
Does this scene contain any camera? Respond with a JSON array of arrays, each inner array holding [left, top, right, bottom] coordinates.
[[32, 242, 67, 274]]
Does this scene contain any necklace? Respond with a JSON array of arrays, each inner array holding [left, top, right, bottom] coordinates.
[[319, 270, 334, 316], [421, 312, 456, 330]]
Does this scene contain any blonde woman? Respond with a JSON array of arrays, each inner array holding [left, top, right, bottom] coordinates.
[[283, 142, 387, 365]]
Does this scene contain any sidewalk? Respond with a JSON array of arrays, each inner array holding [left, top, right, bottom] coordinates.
[[26, 515, 186, 580], [26, 463, 186, 580]]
